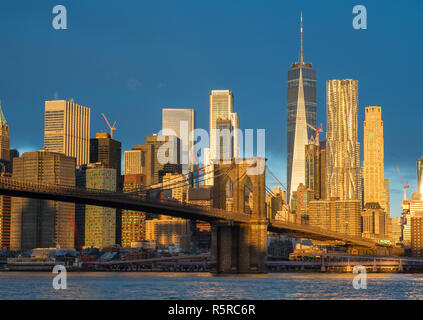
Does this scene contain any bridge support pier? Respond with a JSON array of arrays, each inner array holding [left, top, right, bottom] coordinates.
[[321, 256, 326, 272], [398, 259, 404, 272], [211, 220, 268, 274]]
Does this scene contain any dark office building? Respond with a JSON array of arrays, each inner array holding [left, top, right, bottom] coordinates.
[[158, 163, 183, 183], [90, 132, 122, 186], [10, 151, 76, 251]]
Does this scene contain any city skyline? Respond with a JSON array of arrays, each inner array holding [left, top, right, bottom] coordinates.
[[0, 2, 423, 216], [3, 3, 423, 304]]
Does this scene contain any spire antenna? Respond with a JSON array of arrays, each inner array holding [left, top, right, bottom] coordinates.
[[300, 11, 304, 64]]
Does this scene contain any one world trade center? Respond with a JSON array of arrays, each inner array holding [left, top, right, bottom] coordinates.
[[286, 12, 317, 203]]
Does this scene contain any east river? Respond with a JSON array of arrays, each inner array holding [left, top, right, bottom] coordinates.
[[0, 272, 422, 300]]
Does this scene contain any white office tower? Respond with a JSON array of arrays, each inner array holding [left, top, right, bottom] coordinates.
[[162, 108, 195, 175], [44, 99, 90, 166]]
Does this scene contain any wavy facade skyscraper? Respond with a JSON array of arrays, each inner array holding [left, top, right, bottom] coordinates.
[[287, 13, 317, 203], [326, 79, 362, 202]]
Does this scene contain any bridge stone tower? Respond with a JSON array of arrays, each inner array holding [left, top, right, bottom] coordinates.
[[211, 157, 268, 273]]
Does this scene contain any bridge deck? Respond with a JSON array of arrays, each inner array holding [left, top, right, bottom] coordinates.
[[0, 177, 385, 248]]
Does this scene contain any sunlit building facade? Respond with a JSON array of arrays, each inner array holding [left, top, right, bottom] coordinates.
[[291, 183, 314, 224], [326, 80, 362, 203], [308, 198, 361, 236], [124, 144, 154, 186], [361, 202, 388, 240], [162, 108, 195, 174], [44, 100, 90, 166], [265, 187, 286, 220], [0, 102, 10, 165], [145, 173, 191, 251], [319, 141, 327, 200], [384, 178, 390, 217], [363, 106, 388, 213], [145, 216, 191, 251], [391, 216, 402, 245], [121, 174, 146, 247], [77, 164, 117, 249], [209, 90, 239, 161], [10, 151, 76, 251], [215, 117, 234, 162], [205, 90, 239, 187], [402, 194, 423, 246]]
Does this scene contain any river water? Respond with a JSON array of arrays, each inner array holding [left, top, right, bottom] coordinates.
[[0, 272, 422, 300]]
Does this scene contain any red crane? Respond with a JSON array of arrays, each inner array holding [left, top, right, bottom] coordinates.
[[289, 114, 323, 145], [68, 210, 87, 263], [190, 149, 204, 185], [396, 166, 410, 201]]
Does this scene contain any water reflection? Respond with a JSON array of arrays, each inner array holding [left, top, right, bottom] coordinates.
[[0, 272, 422, 300]]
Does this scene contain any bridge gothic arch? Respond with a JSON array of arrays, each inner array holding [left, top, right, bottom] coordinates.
[[224, 177, 234, 212], [243, 177, 253, 214], [212, 158, 266, 220]]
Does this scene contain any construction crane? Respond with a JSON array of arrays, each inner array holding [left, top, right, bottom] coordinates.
[[289, 114, 323, 145], [101, 113, 117, 139], [396, 166, 410, 201], [190, 149, 204, 185], [67, 210, 86, 263]]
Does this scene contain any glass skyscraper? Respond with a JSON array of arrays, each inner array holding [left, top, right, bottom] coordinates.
[[204, 90, 239, 186], [287, 13, 317, 202], [209, 90, 239, 161], [162, 108, 195, 174]]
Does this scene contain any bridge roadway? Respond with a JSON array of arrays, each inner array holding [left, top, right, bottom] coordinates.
[[85, 254, 211, 266], [0, 177, 384, 248]]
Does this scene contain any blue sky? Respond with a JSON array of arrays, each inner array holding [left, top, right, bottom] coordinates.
[[0, 0, 422, 216]]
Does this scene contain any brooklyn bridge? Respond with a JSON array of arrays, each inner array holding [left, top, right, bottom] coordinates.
[[0, 158, 392, 274]]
